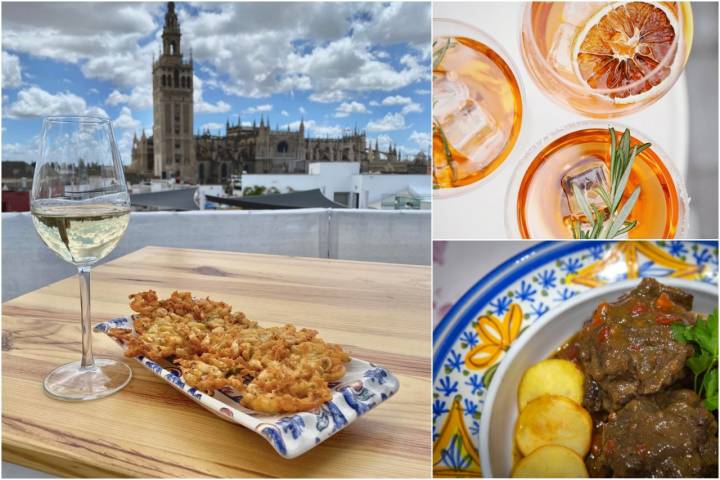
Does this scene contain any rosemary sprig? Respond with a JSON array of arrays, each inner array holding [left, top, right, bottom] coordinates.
[[570, 128, 648, 239]]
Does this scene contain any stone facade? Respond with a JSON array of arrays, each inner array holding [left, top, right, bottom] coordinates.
[[129, 2, 428, 184]]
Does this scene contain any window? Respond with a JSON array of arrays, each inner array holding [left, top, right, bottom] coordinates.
[[161, 75, 166, 87], [174, 70, 179, 88], [165, 103, 171, 134], [334, 192, 350, 207], [277, 140, 289, 153]]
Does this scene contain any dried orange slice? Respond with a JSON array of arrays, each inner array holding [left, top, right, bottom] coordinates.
[[573, 2, 678, 103]]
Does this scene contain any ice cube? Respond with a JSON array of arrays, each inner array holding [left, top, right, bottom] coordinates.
[[439, 97, 503, 168], [434, 72, 469, 121], [561, 159, 610, 225], [561, 3, 603, 27], [548, 24, 578, 76]]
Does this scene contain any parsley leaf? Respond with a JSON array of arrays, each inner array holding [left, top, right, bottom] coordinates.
[[672, 309, 718, 411]]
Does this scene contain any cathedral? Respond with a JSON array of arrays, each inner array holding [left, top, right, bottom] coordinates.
[[128, 2, 428, 184]]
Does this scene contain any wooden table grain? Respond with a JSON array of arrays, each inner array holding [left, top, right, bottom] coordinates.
[[2, 247, 431, 478]]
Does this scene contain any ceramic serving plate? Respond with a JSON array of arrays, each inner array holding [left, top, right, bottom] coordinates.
[[432, 241, 718, 477], [479, 279, 718, 477], [96, 317, 399, 459]]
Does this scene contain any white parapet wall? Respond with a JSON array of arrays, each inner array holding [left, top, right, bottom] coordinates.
[[2, 209, 430, 301], [241, 162, 430, 209]]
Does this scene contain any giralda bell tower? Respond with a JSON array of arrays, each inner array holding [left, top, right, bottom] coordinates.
[[152, 2, 195, 181]]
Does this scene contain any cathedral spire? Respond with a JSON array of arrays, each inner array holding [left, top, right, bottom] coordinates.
[[260, 115, 264, 128]]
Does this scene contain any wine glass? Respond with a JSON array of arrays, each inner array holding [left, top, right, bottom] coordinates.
[[31, 116, 132, 401]]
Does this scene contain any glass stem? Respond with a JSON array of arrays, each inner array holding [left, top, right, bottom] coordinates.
[[78, 265, 95, 369]]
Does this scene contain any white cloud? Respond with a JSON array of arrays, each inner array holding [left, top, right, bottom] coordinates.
[[177, 2, 429, 99], [312, 124, 343, 137], [378, 95, 422, 114], [351, 2, 431, 48], [366, 112, 406, 132], [283, 119, 344, 138], [105, 86, 152, 110], [299, 106, 307, 114], [309, 90, 345, 103], [113, 106, 141, 130], [2, 52, 23, 88], [244, 103, 273, 114], [281, 110, 289, 117], [410, 131, 430, 150], [2, 136, 39, 162], [194, 75, 231, 113], [5, 86, 92, 118], [401, 102, 423, 115], [334, 101, 367, 118], [1, 2, 430, 122], [195, 99, 231, 114], [2, 2, 159, 89], [381, 95, 412, 106], [201, 122, 225, 132], [369, 100, 379, 107], [415, 88, 430, 95], [106, 89, 127, 106]]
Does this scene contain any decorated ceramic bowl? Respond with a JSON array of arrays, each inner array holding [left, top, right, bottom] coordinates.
[[433, 241, 718, 476], [478, 279, 718, 477]]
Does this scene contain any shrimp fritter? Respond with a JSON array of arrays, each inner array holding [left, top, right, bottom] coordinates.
[[108, 290, 350, 414]]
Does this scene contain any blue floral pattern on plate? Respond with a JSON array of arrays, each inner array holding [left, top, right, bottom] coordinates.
[[95, 319, 399, 458]]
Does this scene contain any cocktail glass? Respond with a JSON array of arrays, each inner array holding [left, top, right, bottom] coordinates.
[[505, 121, 689, 239], [520, 2, 693, 118], [433, 17, 525, 196]]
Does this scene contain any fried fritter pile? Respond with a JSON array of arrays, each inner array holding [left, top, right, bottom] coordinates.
[[108, 290, 350, 414]]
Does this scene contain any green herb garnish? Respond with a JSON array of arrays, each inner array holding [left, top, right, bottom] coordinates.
[[671, 309, 718, 411], [571, 127, 648, 239]]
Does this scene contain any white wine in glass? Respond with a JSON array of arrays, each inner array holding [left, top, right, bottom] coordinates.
[[31, 116, 132, 401]]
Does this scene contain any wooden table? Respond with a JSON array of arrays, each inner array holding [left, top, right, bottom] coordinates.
[[2, 247, 431, 478]]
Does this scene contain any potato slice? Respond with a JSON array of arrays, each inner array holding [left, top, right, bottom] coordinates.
[[512, 445, 589, 478], [515, 394, 592, 457], [518, 359, 584, 411]]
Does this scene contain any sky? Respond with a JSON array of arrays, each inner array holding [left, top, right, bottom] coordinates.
[[1, 1, 431, 165]]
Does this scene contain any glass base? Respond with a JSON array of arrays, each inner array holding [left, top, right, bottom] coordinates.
[[43, 358, 132, 401]]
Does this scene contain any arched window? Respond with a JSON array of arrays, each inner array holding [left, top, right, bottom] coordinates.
[[188, 76, 192, 88], [174, 70, 179, 88], [277, 140, 289, 153], [161, 75, 166, 87], [221, 163, 228, 180], [181, 77, 186, 88], [170, 41, 176, 55]]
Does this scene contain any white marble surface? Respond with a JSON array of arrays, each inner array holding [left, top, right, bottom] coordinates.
[[433, 1, 692, 239]]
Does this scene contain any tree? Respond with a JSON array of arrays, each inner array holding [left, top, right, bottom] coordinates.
[[243, 185, 267, 196]]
